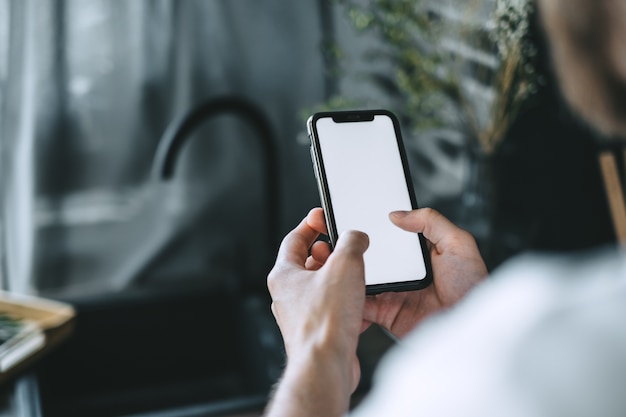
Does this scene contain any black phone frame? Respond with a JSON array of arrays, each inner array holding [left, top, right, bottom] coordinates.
[[307, 109, 433, 295]]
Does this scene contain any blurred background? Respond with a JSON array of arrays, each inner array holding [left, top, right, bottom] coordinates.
[[0, 0, 618, 416]]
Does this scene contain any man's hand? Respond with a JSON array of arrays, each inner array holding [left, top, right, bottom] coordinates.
[[265, 210, 369, 417], [306, 207, 488, 339], [364, 208, 487, 338]]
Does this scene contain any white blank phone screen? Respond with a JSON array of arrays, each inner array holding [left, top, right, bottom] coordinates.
[[316, 115, 427, 286]]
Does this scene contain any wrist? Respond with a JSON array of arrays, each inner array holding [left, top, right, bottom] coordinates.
[[274, 343, 354, 416], [294, 317, 356, 359], [289, 336, 355, 384]]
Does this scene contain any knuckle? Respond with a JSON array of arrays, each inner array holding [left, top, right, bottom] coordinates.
[[267, 264, 295, 294], [266, 268, 280, 292], [420, 207, 439, 217], [448, 228, 478, 249], [457, 228, 477, 243]]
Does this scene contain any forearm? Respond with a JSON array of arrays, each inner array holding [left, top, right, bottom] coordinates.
[[264, 345, 353, 417]]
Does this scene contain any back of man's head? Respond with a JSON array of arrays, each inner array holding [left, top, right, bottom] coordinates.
[[539, 0, 626, 137]]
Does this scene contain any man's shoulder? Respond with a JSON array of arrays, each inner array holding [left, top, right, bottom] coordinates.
[[431, 246, 626, 355], [353, 247, 626, 417], [494, 246, 625, 288]]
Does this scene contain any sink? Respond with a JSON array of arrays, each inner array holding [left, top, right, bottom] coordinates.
[[32, 286, 282, 417]]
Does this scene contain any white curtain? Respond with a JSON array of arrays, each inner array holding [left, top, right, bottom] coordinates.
[[0, 0, 330, 297]]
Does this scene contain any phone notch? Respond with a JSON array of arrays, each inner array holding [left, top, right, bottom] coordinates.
[[331, 112, 375, 123]]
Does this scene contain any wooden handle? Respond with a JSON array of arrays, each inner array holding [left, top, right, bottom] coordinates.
[[599, 151, 626, 248]]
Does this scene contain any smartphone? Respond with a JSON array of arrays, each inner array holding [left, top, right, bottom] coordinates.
[[307, 109, 432, 294]]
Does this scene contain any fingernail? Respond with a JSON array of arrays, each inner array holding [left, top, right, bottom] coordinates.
[[390, 210, 409, 219]]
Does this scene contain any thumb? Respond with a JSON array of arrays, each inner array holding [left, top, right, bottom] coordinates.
[[325, 230, 369, 288], [389, 208, 458, 247], [334, 230, 370, 256]]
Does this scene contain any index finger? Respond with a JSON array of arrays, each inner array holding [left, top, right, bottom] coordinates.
[[306, 207, 328, 236], [275, 215, 321, 268]]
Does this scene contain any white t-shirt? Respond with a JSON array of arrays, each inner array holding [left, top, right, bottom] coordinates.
[[352, 248, 626, 417]]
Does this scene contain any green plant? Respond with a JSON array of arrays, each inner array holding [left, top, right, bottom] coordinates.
[[328, 0, 541, 154]]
